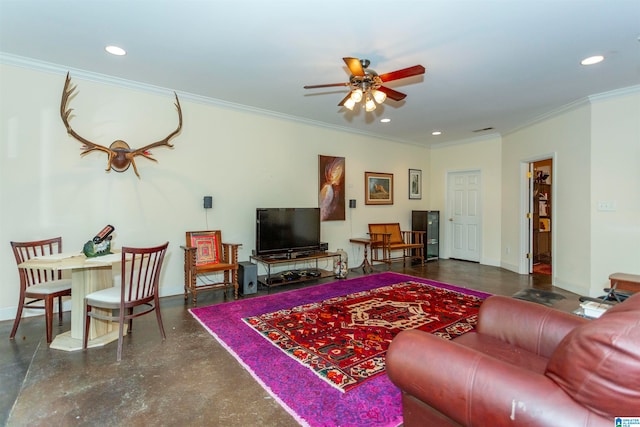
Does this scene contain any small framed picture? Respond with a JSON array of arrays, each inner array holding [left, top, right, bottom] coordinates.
[[409, 169, 422, 200], [365, 172, 394, 205]]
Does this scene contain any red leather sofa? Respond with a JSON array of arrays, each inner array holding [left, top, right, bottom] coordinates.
[[387, 293, 640, 426]]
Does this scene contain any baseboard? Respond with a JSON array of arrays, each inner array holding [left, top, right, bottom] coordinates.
[[500, 261, 520, 274], [0, 286, 190, 322], [158, 285, 185, 299], [480, 257, 500, 267], [552, 278, 589, 297], [0, 299, 73, 323]]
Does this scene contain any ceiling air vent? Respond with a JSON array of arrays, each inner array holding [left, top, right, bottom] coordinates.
[[472, 127, 494, 133]]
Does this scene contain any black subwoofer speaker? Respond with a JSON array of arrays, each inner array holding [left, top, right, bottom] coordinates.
[[238, 261, 257, 295]]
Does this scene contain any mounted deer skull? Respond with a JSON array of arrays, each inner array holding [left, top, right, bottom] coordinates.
[[60, 73, 182, 178]]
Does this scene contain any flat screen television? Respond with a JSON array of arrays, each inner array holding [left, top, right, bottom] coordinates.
[[256, 208, 321, 256]]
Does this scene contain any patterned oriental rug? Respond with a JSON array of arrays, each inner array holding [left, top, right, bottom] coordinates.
[[190, 272, 491, 427], [244, 281, 483, 392]]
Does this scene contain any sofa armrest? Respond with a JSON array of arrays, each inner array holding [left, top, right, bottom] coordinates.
[[387, 330, 606, 426], [477, 295, 588, 358]]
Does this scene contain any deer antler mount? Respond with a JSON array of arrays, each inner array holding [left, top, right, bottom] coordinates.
[[60, 73, 182, 178]]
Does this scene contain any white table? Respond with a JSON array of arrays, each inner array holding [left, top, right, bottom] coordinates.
[[19, 252, 123, 351]]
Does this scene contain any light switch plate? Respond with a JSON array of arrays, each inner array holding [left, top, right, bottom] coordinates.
[[597, 200, 616, 211]]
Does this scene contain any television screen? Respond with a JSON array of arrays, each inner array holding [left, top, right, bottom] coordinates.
[[256, 208, 320, 256]]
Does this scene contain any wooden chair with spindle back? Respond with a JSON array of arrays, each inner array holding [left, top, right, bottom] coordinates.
[[83, 242, 169, 361], [10, 237, 72, 344]]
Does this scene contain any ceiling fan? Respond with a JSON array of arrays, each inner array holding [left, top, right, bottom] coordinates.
[[304, 57, 426, 111]]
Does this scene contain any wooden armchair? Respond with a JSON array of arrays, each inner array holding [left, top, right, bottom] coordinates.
[[181, 231, 241, 303], [368, 223, 424, 268]]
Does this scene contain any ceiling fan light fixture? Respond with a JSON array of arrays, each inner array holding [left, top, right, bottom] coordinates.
[[365, 95, 376, 112], [350, 88, 363, 102], [344, 97, 356, 110], [372, 89, 387, 104]]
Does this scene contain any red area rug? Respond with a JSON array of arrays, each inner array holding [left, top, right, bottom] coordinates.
[[190, 272, 490, 427], [244, 281, 482, 392]]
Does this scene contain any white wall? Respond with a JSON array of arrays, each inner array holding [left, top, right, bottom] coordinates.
[[502, 104, 592, 295], [501, 90, 640, 297], [590, 91, 640, 295], [2, 60, 638, 321], [0, 63, 430, 320], [428, 135, 502, 266]]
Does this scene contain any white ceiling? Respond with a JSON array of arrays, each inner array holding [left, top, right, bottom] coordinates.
[[1, 0, 639, 147]]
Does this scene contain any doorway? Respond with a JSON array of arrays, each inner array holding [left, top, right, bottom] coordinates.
[[530, 159, 552, 275], [447, 170, 481, 262]]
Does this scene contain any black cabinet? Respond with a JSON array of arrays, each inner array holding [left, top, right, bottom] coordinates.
[[412, 210, 439, 262]]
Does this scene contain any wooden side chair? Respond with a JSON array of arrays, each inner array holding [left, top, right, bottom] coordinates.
[[83, 242, 169, 361], [368, 223, 425, 268], [181, 230, 241, 303], [10, 237, 72, 344]]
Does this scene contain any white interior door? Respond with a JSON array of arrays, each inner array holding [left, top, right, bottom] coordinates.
[[448, 171, 481, 262]]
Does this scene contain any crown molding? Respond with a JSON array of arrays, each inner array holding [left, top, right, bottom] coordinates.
[[588, 84, 640, 102], [502, 85, 640, 138], [430, 132, 502, 149], [0, 52, 418, 147]]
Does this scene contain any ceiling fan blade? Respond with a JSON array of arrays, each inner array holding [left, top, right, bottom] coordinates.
[[304, 82, 350, 89], [378, 65, 426, 82], [377, 86, 407, 101], [338, 93, 352, 107], [343, 57, 365, 76]]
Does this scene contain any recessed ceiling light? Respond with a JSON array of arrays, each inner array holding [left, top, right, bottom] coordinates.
[[380, 118, 391, 123], [105, 45, 126, 56], [580, 55, 604, 66], [431, 131, 442, 136]]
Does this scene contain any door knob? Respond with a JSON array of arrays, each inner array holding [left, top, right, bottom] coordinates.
[[449, 218, 453, 221]]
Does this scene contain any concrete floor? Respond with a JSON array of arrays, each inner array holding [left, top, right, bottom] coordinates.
[[1, 260, 579, 426]]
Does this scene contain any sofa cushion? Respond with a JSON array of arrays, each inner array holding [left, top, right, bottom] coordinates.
[[545, 293, 640, 418]]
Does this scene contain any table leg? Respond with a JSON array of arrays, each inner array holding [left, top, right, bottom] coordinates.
[[351, 243, 375, 274], [70, 267, 113, 339], [50, 266, 122, 351]]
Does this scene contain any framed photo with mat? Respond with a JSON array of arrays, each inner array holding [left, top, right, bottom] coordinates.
[[409, 169, 422, 200], [365, 172, 393, 205]]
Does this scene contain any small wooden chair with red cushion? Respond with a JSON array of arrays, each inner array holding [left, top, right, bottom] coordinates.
[[181, 230, 241, 303]]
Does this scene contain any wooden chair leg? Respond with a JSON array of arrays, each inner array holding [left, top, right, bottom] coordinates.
[[128, 308, 134, 332], [83, 305, 91, 350], [117, 320, 125, 362], [45, 297, 54, 344], [155, 302, 166, 340], [9, 300, 24, 340], [57, 295, 64, 325]]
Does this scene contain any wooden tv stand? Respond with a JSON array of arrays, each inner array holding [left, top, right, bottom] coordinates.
[[250, 251, 341, 287]]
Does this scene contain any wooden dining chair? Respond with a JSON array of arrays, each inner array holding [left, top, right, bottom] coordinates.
[[83, 242, 169, 361], [10, 237, 72, 344]]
